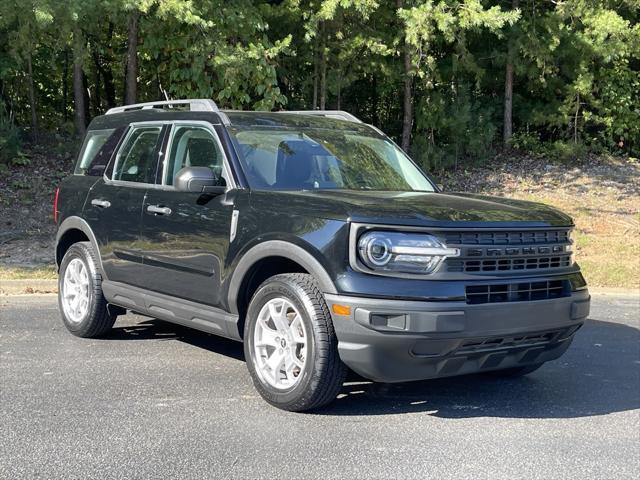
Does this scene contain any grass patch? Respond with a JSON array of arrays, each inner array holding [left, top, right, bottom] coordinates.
[[0, 265, 57, 280], [508, 194, 639, 289], [575, 237, 639, 288], [443, 155, 639, 290]]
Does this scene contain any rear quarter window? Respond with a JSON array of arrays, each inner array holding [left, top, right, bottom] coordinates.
[[74, 127, 125, 176]]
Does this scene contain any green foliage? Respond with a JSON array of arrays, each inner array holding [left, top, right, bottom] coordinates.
[[413, 83, 497, 170], [0, 109, 21, 165], [141, 1, 290, 109], [544, 141, 589, 164], [510, 131, 542, 153], [0, 0, 637, 167]]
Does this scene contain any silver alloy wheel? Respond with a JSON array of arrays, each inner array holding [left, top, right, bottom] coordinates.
[[253, 297, 309, 390], [62, 258, 90, 324]]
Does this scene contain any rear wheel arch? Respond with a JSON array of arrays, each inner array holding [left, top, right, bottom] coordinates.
[[56, 217, 103, 275]]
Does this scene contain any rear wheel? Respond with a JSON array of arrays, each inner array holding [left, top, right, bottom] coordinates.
[[489, 363, 544, 378], [58, 242, 117, 338], [244, 273, 347, 412]]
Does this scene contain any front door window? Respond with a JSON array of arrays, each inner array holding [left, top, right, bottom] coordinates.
[[112, 126, 163, 184], [165, 125, 227, 186]]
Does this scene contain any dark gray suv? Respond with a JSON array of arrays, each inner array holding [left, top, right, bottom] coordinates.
[[54, 99, 591, 411]]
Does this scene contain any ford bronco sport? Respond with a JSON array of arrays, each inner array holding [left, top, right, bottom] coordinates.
[[54, 99, 591, 411]]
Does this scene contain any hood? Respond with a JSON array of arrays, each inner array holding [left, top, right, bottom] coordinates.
[[253, 190, 573, 228]]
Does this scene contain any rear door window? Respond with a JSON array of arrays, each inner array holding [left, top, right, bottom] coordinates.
[[75, 129, 116, 176]]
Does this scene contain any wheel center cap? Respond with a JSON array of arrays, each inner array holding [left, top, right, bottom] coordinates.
[[280, 338, 287, 348]]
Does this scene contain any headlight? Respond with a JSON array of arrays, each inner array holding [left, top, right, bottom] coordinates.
[[357, 231, 460, 275]]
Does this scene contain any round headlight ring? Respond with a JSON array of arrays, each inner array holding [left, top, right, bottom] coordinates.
[[359, 233, 393, 267]]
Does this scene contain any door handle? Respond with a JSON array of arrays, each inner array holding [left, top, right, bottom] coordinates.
[[147, 205, 172, 216], [91, 199, 111, 209]]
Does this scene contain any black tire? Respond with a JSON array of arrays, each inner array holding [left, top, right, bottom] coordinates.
[[488, 363, 544, 378], [58, 241, 117, 338], [244, 273, 347, 412]]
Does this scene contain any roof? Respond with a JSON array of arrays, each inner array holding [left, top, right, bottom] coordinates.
[[221, 111, 374, 133], [87, 99, 372, 134]]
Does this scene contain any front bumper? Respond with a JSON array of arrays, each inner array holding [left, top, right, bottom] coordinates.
[[325, 289, 590, 383]]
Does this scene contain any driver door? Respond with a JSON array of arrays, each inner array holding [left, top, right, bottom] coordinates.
[[139, 122, 236, 308]]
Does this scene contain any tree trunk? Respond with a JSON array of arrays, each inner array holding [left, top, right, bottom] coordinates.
[[574, 93, 580, 144], [73, 29, 87, 137], [336, 63, 342, 110], [26, 53, 38, 142], [400, 45, 413, 152], [319, 22, 327, 110], [0, 78, 13, 121], [372, 75, 379, 126], [398, 0, 412, 152], [503, 61, 513, 146], [102, 64, 116, 109], [82, 71, 90, 127], [503, 0, 519, 147], [125, 10, 139, 105], [62, 49, 69, 121], [312, 37, 319, 109], [92, 50, 103, 116], [102, 22, 116, 108]]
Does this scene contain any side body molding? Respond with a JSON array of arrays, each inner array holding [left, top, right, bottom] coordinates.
[[55, 216, 105, 275], [227, 240, 337, 315]]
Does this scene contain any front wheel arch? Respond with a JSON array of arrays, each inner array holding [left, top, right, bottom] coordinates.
[[227, 240, 337, 316]]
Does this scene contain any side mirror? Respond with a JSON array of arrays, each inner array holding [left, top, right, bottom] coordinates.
[[174, 166, 226, 194]]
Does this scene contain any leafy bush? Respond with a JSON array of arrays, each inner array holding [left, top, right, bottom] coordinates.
[[543, 141, 589, 163], [510, 131, 544, 153], [510, 132, 589, 163]]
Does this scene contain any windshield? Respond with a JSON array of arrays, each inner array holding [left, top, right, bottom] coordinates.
[[228, 125, 435, 192]]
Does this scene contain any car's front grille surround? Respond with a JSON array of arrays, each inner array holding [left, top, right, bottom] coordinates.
[[440, 228, 573, 275], [465, 279, 571, 305]]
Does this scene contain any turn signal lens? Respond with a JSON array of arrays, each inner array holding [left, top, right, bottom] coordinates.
[[332, 304, 352, 316]]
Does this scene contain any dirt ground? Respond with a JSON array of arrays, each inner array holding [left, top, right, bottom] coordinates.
[[1, 148, 638, 288], [1, 147, 70, 270]]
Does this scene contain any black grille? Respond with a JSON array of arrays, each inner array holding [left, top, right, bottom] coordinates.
[[443, 230, 570, 246], [465, 280, 570, 304], [448, 255, 572, 273]]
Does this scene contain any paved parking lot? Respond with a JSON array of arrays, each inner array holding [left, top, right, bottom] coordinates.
[[1, 293, 638, 479]]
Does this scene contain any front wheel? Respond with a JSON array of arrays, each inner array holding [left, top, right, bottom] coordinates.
[[58, 241, 117, 338], [244, 273, 347, 412]]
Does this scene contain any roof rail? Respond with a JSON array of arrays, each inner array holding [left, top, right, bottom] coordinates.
[[284, 110, 362, 123], [105, 99, 218, 115]]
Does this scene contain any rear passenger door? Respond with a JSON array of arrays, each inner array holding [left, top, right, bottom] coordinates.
[[84, 123, 167, 287], [139, 122, 236, 307]]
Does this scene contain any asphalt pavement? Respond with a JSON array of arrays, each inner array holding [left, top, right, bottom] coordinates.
[[1, 293, 638, 479]]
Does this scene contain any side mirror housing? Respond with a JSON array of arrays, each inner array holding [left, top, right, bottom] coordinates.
[[174, 167, 226, 194]]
